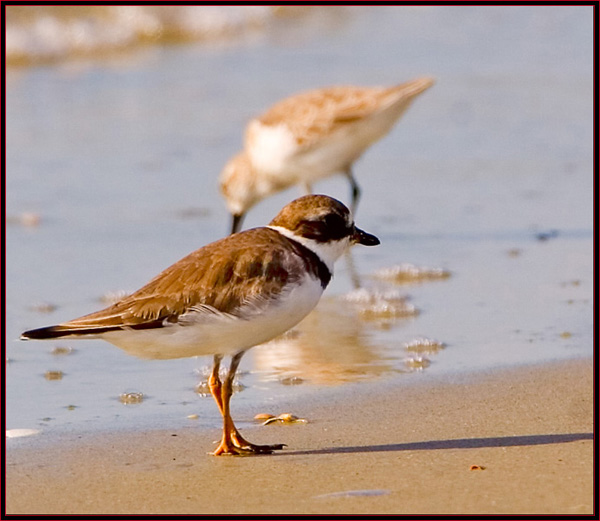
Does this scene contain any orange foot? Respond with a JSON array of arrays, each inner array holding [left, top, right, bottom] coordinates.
[[212, 432, 286, 456]]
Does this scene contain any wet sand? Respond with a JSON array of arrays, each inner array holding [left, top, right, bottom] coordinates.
[[6, 358, 593, 515]]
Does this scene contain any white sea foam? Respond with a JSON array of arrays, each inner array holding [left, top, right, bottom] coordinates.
[[6, 6, 283, 64]]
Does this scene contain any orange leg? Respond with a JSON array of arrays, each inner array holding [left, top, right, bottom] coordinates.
[[210, 352, 286, 456], [208, 355, 224, 413]]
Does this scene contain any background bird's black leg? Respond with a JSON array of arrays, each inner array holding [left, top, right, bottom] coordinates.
[[345, 166, 361, 216]]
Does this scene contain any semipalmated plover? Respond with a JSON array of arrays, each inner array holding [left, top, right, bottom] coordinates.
[[21, 195, 379, 456], [220, 76, 435, 233]]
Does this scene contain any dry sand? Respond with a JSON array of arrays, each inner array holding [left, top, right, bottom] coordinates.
[[5, 358, 594, 515]]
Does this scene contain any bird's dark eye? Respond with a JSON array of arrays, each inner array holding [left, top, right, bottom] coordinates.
[[323, 213, 352, 239], [296, 213, 351, 242]]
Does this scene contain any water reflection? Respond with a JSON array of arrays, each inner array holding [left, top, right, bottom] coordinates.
[[251, 264, 453, 386], [253, 291, 411, 386]]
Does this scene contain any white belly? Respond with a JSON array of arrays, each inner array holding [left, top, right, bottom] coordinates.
[[100, 274, 324, 360]]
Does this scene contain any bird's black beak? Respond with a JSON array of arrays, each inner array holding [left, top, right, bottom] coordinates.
[[352, 226, 380, 246], [231, 213, 245, 235]]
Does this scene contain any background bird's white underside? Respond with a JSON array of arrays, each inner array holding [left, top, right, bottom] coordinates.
[[246, 101, 409, 185]]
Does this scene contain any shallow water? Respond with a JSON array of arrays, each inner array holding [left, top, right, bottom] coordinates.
[[6, 6, 593, 437]]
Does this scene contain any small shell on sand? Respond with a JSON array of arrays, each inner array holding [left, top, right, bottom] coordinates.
[[254, 413, 275, 421], [262, 413, 308, 425]]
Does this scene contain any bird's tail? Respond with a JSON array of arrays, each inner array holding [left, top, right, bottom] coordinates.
[[21, 324, 114, 340], [374, 76, 435, 125], [392, 76, 436, 98]]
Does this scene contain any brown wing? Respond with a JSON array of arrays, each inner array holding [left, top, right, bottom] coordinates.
[[256, 85, 386, 147], [255, 77, 435, 147], [22, 228, 327, 339]]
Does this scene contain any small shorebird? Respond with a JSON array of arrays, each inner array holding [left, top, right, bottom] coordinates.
[[220, 76, 435, 234], [21, 195, 379, 456]]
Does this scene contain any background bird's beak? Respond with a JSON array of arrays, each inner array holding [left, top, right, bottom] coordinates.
[[352, 227, 380, 246], [231, 213, 245, 235]]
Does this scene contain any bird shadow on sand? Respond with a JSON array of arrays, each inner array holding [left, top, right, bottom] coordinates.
[[277, 432, 593, 457]]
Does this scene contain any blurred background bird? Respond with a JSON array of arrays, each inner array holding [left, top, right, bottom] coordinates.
[[220, 76, 435, 234]]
